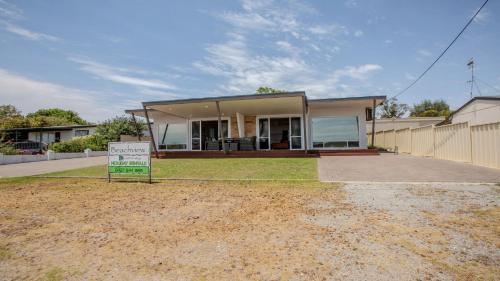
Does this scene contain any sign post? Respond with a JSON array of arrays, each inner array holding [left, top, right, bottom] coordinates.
[[107, 141, 152, 183]]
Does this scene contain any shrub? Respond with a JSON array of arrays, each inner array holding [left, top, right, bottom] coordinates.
[[0, 143, 18, 155], [49, 135, 108, 152]]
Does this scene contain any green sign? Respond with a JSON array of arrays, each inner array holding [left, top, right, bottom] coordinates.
[[108, 142, 151, 176]]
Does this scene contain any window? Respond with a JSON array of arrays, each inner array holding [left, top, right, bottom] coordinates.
[[158, 123, 187, 150], [74, 130, 89, 137], [258, 118, 269, 149], [290, 117, 302, 149], [312, 117, 359, 148]]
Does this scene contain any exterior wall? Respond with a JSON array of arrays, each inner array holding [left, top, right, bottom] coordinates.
[[244, 116, 257, 137], [366, 117, 445, 133], [307, 104, 367, 149], [452, 99, 500, 125], [230, 113, 239, 138], [26, 126, 97, 144]]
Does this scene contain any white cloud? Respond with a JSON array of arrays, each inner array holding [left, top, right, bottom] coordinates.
[[308, 24, 348, 36], [354, 30, 363, 37], [384, 39, 393, 44], [193, 32, 382, 97], [417, 49, 432, 57], [1, 21, 60, 42], [69, 57, 176, 90], [473, 8, 489, 24], [0, 0, 23, 20], [405, 73, 416, 81], [0, 69, 131, 121]]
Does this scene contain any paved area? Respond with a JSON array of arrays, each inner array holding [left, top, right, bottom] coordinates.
[[0, 156, 107, 178], [318, 153, 500, 183]]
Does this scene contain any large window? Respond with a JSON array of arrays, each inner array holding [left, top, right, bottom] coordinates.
[[312, 117, 359, 148], [158, 123, 187, 150]]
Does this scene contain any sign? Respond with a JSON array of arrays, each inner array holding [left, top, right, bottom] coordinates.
[[107, 141, 151, 182]]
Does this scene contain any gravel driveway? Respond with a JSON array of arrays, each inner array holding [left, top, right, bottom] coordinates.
[[318, 154, 500, 183]]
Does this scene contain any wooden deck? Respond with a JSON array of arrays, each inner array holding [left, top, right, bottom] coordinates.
[[156, 149, 379, 158]]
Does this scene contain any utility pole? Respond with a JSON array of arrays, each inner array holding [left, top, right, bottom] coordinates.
[[467, 58, 474, 98]]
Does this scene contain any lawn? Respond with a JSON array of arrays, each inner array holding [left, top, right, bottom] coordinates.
[[44, 158, 318, 180]]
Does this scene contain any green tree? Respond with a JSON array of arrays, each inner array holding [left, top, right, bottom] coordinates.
[[410, 99, 451, 117], [95, 116, 146, 142], [0, 105, 22, 118], [379, 98, 409, 118], [26, 108, 88, 125], [256, 86, 285, 94]]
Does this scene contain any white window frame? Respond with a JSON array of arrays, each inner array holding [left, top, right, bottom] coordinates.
[[188, 117, 231, 151], [255, 114, 304, 150], [310, 115, 361, 150]]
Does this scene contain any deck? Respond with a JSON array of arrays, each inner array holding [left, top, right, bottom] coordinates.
[[155, 149, 379, 158]]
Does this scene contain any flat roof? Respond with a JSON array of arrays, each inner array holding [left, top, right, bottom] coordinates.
[[142, 91, 306, 107], [1, 124, 97, 132], [308, 95, 386, 104]]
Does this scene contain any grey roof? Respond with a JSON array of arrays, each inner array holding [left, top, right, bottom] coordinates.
[[142, 91, 306, 107], [308, 95, 386, 104]]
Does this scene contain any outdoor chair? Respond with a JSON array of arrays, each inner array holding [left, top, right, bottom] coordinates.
[[239, 137, 256, 150], [205, 139, 220, 150]]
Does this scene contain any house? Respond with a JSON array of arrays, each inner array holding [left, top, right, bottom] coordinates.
[[126, 92, 386, 157], [366, 117, 445, 133], [448, 96, 500, 125], [1, 124, 97, 149]]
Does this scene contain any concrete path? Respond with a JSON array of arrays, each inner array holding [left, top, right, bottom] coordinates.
[[0, 156, 107, 178], [318, 154, 500, 183]]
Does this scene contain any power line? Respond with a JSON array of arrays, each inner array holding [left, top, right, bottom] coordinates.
[[392, 0, 490, 99], [476, 78, 500, 94]]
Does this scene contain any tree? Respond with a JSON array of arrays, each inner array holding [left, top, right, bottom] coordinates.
[[379, 98, 409, 118], [0, 105, 22, 118], [256, 86, 285, 94], [95, 116, 146, 142], [410, 99, 451, 117], [26, 108, 88, 125]]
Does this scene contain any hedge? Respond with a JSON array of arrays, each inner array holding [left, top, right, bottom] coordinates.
[[49, 135, 108, 152]]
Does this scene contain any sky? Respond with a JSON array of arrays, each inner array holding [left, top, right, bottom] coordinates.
[[0, 0, 499, 122]]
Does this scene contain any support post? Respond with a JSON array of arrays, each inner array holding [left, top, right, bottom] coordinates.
[[216, 101, 227, 154], [39, 128, 43, 153], [131, 113, 142, 141], [302, 96, 308, 155], [143, 105, 159, 159], [371, 99, 376, 147]]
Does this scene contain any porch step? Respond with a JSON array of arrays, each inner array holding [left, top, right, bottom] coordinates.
[[156, 149, 379, 158]]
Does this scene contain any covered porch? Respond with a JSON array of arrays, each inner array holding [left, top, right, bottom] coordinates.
[[129, 92, 309, 157]]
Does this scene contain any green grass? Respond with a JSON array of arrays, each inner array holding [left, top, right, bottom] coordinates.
[[43, 158, 318, 180], [38, 268, 64, 281]]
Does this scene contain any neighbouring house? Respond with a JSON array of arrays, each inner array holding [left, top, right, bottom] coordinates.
[[126, 92, 385, 156], [447, 96, 500, 125], [366, 117, 445, 133], [1, 124, 97, 151]]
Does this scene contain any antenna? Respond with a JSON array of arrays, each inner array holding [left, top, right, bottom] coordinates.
[[467, 58, 474, 98]]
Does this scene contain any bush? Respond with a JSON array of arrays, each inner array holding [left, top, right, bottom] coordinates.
[[0, 143, 18, 155], [49, 135, 108, 152]]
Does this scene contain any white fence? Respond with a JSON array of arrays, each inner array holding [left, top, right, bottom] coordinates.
[[0, 150, 107, 165], [368, 121, 500, 169]]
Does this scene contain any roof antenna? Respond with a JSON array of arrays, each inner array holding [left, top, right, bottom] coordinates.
[[467, 58, 474, 98]]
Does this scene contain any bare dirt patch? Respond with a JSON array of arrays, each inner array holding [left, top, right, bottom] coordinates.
[[0, 179, 498, 280]]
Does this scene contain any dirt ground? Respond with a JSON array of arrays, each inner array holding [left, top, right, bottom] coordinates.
[[0, 179, 499, 280]]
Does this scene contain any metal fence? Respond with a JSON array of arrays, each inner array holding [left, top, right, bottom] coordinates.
[[368, 121, 500, 169]]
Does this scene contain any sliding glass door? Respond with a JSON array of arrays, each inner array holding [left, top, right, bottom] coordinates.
[[257, 116, 303, 150]]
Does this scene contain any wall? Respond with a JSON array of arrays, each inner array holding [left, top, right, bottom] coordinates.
[[368, 122, 500, 169], [230, 113, 239, 138], [308, 104, 367, 149], [0, 151, 107, 165], [452, 99, 500, 125], [244, 116, 256, 137], [366, 117, 445, 133]]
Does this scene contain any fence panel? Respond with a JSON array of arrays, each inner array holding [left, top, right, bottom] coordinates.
[[374, 131, 384, 148], [383, 130, 395, 151], [434, 122, 471, 162], [411, 125, 435, 157], [471, 122, 500, 169], [395, 128, 411, 153]]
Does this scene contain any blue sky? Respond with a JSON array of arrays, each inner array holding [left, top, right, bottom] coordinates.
[[0, 0, 498, 121]]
